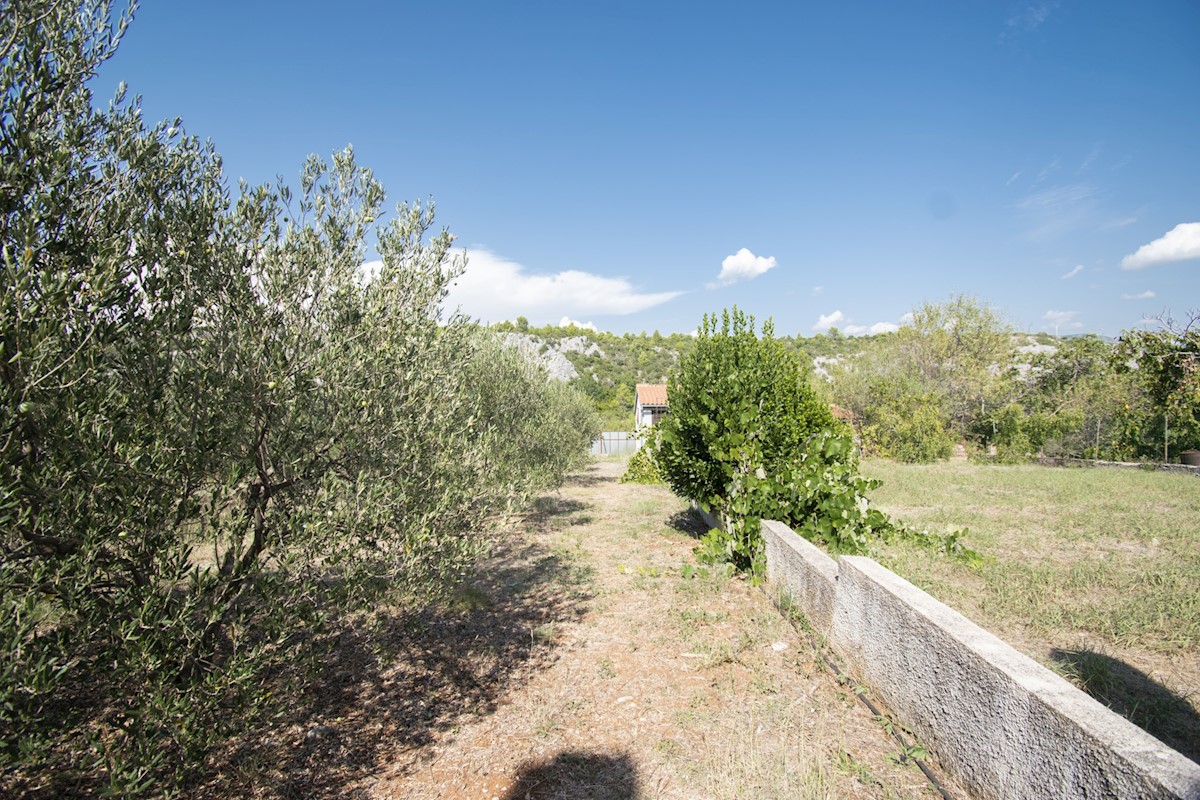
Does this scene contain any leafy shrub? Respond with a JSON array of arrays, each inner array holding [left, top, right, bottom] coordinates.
[[863, 384, 956, 463], [657, 308, 838, 508], [621, 430, 665, 484], [657, 309, 977, 575]]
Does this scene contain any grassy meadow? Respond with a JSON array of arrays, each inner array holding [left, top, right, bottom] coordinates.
[[861, 459, 1200, 760]]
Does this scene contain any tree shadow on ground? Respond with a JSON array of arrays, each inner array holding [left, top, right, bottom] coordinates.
[[1049, 647, 1200, 764], [192, 493, 597, 799], [666, 507, 711, 538], [525, 495, 589, 522], [562, 469, 616, 488], [501, 751, 640, 800]]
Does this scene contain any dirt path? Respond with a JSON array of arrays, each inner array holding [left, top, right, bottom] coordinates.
[[357, 460, 960, 800]]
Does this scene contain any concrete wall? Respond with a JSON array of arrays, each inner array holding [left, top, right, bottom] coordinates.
[[761, 519, 1200, 800], [1038, 456, 1200, 477], [691, 501, 720, 532], [762, 520, 837, 635]]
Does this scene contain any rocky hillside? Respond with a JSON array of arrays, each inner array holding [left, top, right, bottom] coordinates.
[[497, 333, 604, 382]]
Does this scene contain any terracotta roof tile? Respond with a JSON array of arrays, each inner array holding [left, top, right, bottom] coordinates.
[[636, 383, 669, 406]]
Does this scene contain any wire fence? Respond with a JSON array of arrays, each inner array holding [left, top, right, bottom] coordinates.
[[590, 431, 642, 456]]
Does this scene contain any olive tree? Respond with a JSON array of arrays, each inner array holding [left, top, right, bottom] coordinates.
[[1, 2, 598, 792]]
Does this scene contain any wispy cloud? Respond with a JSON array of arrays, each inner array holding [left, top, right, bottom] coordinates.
[[1005, 170, 1022, 187], [1042, 309, 1083, 331], [1061, 264, 1084, 280], [813, 310, 844, 331], [1006, 2, 1059, 33], [1102, 216, 1138, 230], [811, 286, 824, 296], [711, 247, 777, 287], [443, 248, 683, 323], [1121, 222, 1200, 270], [1121, 291, 1156, 301], [1079, 143, 1102, 172], [1015, 182, 1100, 240], [1035, 157, 1061, 184]]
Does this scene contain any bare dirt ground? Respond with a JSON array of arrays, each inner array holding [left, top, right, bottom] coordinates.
[[196, 459, 965, 799]]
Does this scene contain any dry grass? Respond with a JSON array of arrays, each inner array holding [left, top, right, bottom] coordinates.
[[144, 458, 970, 799], [356, 460, 958, 799]]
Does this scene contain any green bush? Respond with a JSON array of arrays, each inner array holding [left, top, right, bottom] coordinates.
[[656, 309, 976, 575], [656, 308, 838, 508], [863, 384, 956, 463], [621, 430, 665, 484]]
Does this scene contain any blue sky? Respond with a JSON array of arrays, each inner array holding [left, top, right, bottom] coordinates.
[[98, 1, 1199, 337]]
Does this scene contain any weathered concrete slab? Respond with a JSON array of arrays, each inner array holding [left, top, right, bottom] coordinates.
[[829, 555, 1200, 800], [761, 519, 838, 635]]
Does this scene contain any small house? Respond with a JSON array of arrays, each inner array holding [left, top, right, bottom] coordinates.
[[635, 383, 669, 428]]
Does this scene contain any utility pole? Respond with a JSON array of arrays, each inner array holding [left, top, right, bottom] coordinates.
[[1165, 413, 1169, 464]]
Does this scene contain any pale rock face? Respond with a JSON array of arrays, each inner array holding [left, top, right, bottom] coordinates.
[[812, 355, 842, 381], [498, 333, 605, 382]]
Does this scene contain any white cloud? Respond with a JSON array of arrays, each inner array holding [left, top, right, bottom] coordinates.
[[815, 310, 899, 336], [1121, 291, 1156, 301], [1102, 216, 1138, 230], [811, 286, 824, 296], [1061, 264, 1084, 279], [444, 248, 683, 323], [899, 312, 915, 324], [713, 248, 777, 286], [559, 316, 597, 330], [1120, 222, 1200, 270], [360, 259, 383, 285], [844, 322, 900, 336], [1042, 309, 1083, 330], [813, 310, 844, 331]]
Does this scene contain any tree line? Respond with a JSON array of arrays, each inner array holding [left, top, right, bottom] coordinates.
[[513, 299, 1199, 464], [823, 296, 1199, 464]]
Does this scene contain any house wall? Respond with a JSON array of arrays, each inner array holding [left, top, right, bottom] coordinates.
[[635, 404, 665, 429]]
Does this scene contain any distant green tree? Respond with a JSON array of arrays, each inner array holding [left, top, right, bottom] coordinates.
[[1014, 335, 1133, 460], [829, 295, 1011, 460], [861, 378, 956, 462], [1114, 313, 1200, 460], [897, 294, 1012, 433]]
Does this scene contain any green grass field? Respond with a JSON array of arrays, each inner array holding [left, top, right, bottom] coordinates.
[[861, 459, 1200, 761]]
